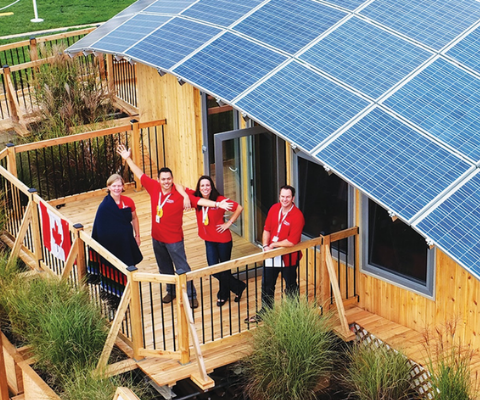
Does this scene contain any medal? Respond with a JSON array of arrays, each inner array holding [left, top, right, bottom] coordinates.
[[202, 206, 209, 226], [156, 193, 171, 224]]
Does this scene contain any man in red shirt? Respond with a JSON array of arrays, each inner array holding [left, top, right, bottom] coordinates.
[[118, 145, 230, 309], [246, 185, 305, 323]]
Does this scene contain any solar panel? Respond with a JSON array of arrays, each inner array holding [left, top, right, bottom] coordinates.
[[143, 0, 196, 14], [324, 0, 367, 10], [66, 15, 132, 53], [384, 58, 480, 163], [236, 61, 370, 152], [316, 108, 471, 221], [116, 0, 157, 17], [447, 26, 480, 75], [300, 17, 432, 99], [126, 18, 221, 70], [233, 0, 346, 54], [173, 32, 287, 101], [416, 172, 480, 277], [360, 0, 480, 50], [182, 0, 262, 27], [92, 15, 170, 54]]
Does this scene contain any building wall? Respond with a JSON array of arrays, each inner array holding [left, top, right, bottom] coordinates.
[[135, 63, 203, 188], [358, 246, 480, 348], [135, 64, 480, 349]]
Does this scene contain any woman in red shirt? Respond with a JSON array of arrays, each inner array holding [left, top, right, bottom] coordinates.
[[187, 176, 245, 307]]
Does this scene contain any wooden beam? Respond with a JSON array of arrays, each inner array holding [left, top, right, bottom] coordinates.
[[177, 274, 190, 364], [324, 245, 350, 336], [181, 288, 210, 385], [0, 332, 9, 400], [8, 200, 34, 263], [129, 277, 145, 362], [95, 282, 133, 374]]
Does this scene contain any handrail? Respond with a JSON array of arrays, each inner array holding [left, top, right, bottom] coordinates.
[[12, 119, 167, 153]]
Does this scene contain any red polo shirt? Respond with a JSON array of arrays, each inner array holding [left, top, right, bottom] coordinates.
[[186, 189, 239, 243], [264, 202, 305, 266], [141, 174, 184, 243]]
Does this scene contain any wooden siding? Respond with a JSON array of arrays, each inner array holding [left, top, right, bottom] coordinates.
[[359, 249, 480, 349], [135, 64, 203, 189]]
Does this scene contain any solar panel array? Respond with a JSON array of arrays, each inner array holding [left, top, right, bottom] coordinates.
[[67, 0, 480, 279]]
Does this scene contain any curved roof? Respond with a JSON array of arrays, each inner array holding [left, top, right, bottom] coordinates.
[[68, 0, 480, 279]]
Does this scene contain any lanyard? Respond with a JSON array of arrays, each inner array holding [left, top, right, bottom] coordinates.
[[156, 193, 171, 223], [202, 206, 209, 226], [275, 205, 293, 237]]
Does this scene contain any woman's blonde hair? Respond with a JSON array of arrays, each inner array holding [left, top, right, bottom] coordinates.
[[106, 173, 124, 187]]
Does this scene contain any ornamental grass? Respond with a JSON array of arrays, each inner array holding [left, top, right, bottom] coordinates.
[[343, 341, 413, 400], [243, 297, 337, 400]]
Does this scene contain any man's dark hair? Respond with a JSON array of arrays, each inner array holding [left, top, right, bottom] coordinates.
[[280, 184, 295, 197], [158, 167, 173, 178]]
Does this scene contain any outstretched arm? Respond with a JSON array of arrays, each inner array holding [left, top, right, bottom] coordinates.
[[197, 197, 233, 211], [117, 144, 143, 180], [174, 183, 191, 210]]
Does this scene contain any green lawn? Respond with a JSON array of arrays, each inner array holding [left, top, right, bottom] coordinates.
[[0, 0, 136, 39]]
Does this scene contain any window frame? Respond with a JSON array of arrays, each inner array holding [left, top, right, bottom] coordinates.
[[361, 194, 436, 298], [292, 151, 355, 266]]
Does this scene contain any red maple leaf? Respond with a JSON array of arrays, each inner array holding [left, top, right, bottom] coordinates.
[[52, 221, 63, 247]]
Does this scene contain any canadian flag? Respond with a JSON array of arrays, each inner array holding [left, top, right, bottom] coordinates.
[[39, 202, 71, 262]]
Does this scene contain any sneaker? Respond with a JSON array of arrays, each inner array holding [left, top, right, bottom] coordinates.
[[162, 293, 176, 303], [190, 298, 199, 309]]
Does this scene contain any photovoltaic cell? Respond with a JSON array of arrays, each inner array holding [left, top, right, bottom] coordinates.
[[66, 15, 132, 53], [385, 58, 480, 163], [317, 108, 470, 221], [416, 172, 480, 277], [182, 0, 262, 27], [233, 0, 346, 54], [173, 32, 287, 101], [126, 18, 221, 70], [236, 61, 370, 152], [324, 0, 367, 10], [143, 0, 196, 14], [300, 17, 431, 99], [92, 15, 170, 54], [116, 0, 157, 17], [447, 26, 480, 75], [360, 0, 480, 50]]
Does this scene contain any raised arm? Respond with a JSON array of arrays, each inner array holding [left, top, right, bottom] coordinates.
[[117, 145, 143, 180]]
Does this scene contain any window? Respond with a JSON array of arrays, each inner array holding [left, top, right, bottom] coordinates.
[[296, 155, 349, 237], [362, 197, 434, 296]]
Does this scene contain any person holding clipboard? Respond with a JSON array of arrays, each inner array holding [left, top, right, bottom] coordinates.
[[245, 185, 305, 324]]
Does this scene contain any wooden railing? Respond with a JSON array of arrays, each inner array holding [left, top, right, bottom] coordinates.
[[0, 122, 359, 389], [0, 27, 138, 131]]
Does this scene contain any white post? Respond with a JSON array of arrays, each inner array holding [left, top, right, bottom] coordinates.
[[31, 0, 43, 22]]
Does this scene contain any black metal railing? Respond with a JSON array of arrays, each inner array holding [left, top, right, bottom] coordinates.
[[113, 59, 137, 107]]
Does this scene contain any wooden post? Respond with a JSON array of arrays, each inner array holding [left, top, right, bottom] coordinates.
[[176, 274, 190, 364], [3, 65, 20, 122], [319, 235, 331, 308], [106, 54, 115, 95], [6, 142, 17, 177], [0, 332, 9, 400], [97, 53, 106, 88], [129, 273, 145, 361], [130, 121, 142, 190], [73, 223, 87, 283], [28, 189, 43, 268], [29, 37, 38, 62]]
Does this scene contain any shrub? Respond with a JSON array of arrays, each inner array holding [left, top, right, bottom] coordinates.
[[243, 297, 337, 400], [31, 45, 115, 139], [343, 342, 413, 400], [424, 322, 477, 400], [4, 276, 108, 376]]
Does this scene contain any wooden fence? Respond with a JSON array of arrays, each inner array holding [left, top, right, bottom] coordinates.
[[0, 27, 138, 133], [0, 121, 360, 389]]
